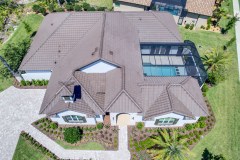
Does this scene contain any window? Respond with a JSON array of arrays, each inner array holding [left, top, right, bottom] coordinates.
[[154, 117, 179, 125], [183, 116, 195, 120], [95, 115, 100, 118], [63, 115, 87, 123], [62, 96, 74, 103]]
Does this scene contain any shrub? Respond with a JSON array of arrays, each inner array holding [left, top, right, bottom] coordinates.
[[20, 80, 26, 86], [185, 124, 193, 131], [185, 24, 190, 29], [82, 2, 91, 11], [88, 7, 96, 11], [200, 25, 205, 29], [48, 3, 55, 12], [96, 123, 103, 130], [206, 24, 211, 30], [199, 121, 206, 128], [201, 83, 209, 92], [64, 127, 83, 144], [97, 7, 106, 11], [74, 5, 82, 11], [32, 4, 41, 13], [25, 80, 32, 86], [136, 122, 144, 130], [189, 24, 194, 30], [65, 4, 74, 11], [50, 123, 58, 130], [23, 21, 32, 33], [55, 7, 65, 12], [199, 117, 207, 122]]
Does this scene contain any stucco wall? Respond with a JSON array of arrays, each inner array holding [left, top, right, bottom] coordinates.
[[21, 70, 52, 81], [182, 13, 209, 28], [50, 110, 103, 125], [144, 113, 199, 127], [80, 61, 117, 73], [113, 2, 145, 11]]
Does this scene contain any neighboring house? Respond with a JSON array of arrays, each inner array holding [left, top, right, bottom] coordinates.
[[19, 12, 208, 127], [152, 0, 216, 27], [113, 0, 151, 11], [113, 0, 216, 28]]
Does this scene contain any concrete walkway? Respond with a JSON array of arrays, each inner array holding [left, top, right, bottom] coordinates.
[[0, 87, 130, 160], [233, 0, 240, 80], [0, 87, 45, 160], [25, 125, 130, 160]]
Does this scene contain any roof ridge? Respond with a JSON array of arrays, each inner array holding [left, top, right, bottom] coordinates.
[[72, 75, 105, 114], [21, 13, 73, 69], [39, 76, 73, 114], [123, 90, 143, 111], [99, 12, 106, 58], [151, 11, 182, 42], [168, 91, 194, 118], [169, 84, 208, 115], [180, 76, 192, 85]]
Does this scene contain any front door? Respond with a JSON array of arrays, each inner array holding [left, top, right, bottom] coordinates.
[[116, 113, 131, 126]]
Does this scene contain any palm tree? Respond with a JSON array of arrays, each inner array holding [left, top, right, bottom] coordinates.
[[201, 48, 230, 73], [148, 129, 192, 160]]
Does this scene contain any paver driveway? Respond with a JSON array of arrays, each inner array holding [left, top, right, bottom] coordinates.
[[0, 86, 45, 160], [0, 87, 131, 160]]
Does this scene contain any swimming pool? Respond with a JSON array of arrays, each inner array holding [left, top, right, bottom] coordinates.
[[143, 66, 176, 76]]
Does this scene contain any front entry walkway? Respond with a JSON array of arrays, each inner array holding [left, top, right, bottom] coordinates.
[[0, 87, 130, 160]]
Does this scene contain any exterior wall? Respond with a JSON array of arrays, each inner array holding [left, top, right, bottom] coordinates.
[[113, 2, 145, 11], [21, 70, 52, 81], [80, 61, 116, 73], [183, 13, 209, 28], [50, 110, 103, 125], [110, 113, 143, 126], [144, 113, 199, 127], [195, 15, 209, 28]]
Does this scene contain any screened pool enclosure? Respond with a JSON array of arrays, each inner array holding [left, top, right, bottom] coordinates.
[[141, 40, 207, 86]]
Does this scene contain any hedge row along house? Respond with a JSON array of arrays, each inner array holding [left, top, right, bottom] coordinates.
[[19, 12, 208, 127], [113, 0, 216, 28]]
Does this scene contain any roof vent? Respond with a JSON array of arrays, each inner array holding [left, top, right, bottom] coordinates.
[[54, 61, 57, 64], [138, 17, 142, 21], [109, 51, 113, 55], [51, 23, 53, 26]]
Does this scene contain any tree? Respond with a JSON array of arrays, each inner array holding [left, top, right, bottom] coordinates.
[[148, 129, 192, 160], [201, 48, 230, 73], [64, 127, 83, 144], [201, 148, 226, 160], [0, 37, 31, 78]]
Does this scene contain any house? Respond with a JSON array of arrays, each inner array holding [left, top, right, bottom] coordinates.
[[113, 0, 216, 28], [152, 0, 216, 28], [113, 0, 151, 11], [19, 12, 208, 127]]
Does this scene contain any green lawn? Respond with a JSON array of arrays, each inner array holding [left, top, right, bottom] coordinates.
[[0, 14, 43, 92], [179, 26, 240, 159], [13, 135, 50, 160], [56, 140, 105, 150], [86, 0, 113, 9]]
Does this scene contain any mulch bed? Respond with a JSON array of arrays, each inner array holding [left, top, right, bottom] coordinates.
[[128, 98, 216, 160], [33, 118, 119, 150]]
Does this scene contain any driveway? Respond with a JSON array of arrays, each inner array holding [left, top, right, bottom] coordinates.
[[0, 87, 131, 160], [0, 86, 45, 160]]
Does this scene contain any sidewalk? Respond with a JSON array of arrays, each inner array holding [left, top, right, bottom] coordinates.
[[233, 0, 240, 80], [25, 125, 130, 160]]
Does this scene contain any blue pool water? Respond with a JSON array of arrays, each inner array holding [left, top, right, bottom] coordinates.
[[143, 66, 176, 76]]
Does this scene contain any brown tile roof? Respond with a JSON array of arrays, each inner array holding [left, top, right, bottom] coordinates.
[[19, 12, 182, 71], [116, 0, 152, 6], [20, 12, 207, 118], [185, 0, 215, 16]]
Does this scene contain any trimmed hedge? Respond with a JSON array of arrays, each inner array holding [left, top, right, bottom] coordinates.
[[20, 79, 49, 86]]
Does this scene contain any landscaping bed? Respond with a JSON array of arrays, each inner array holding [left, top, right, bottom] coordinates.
[[128, 99, 215, 160], [13, 79, 48, 89], [33, 118, 118, 150]]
